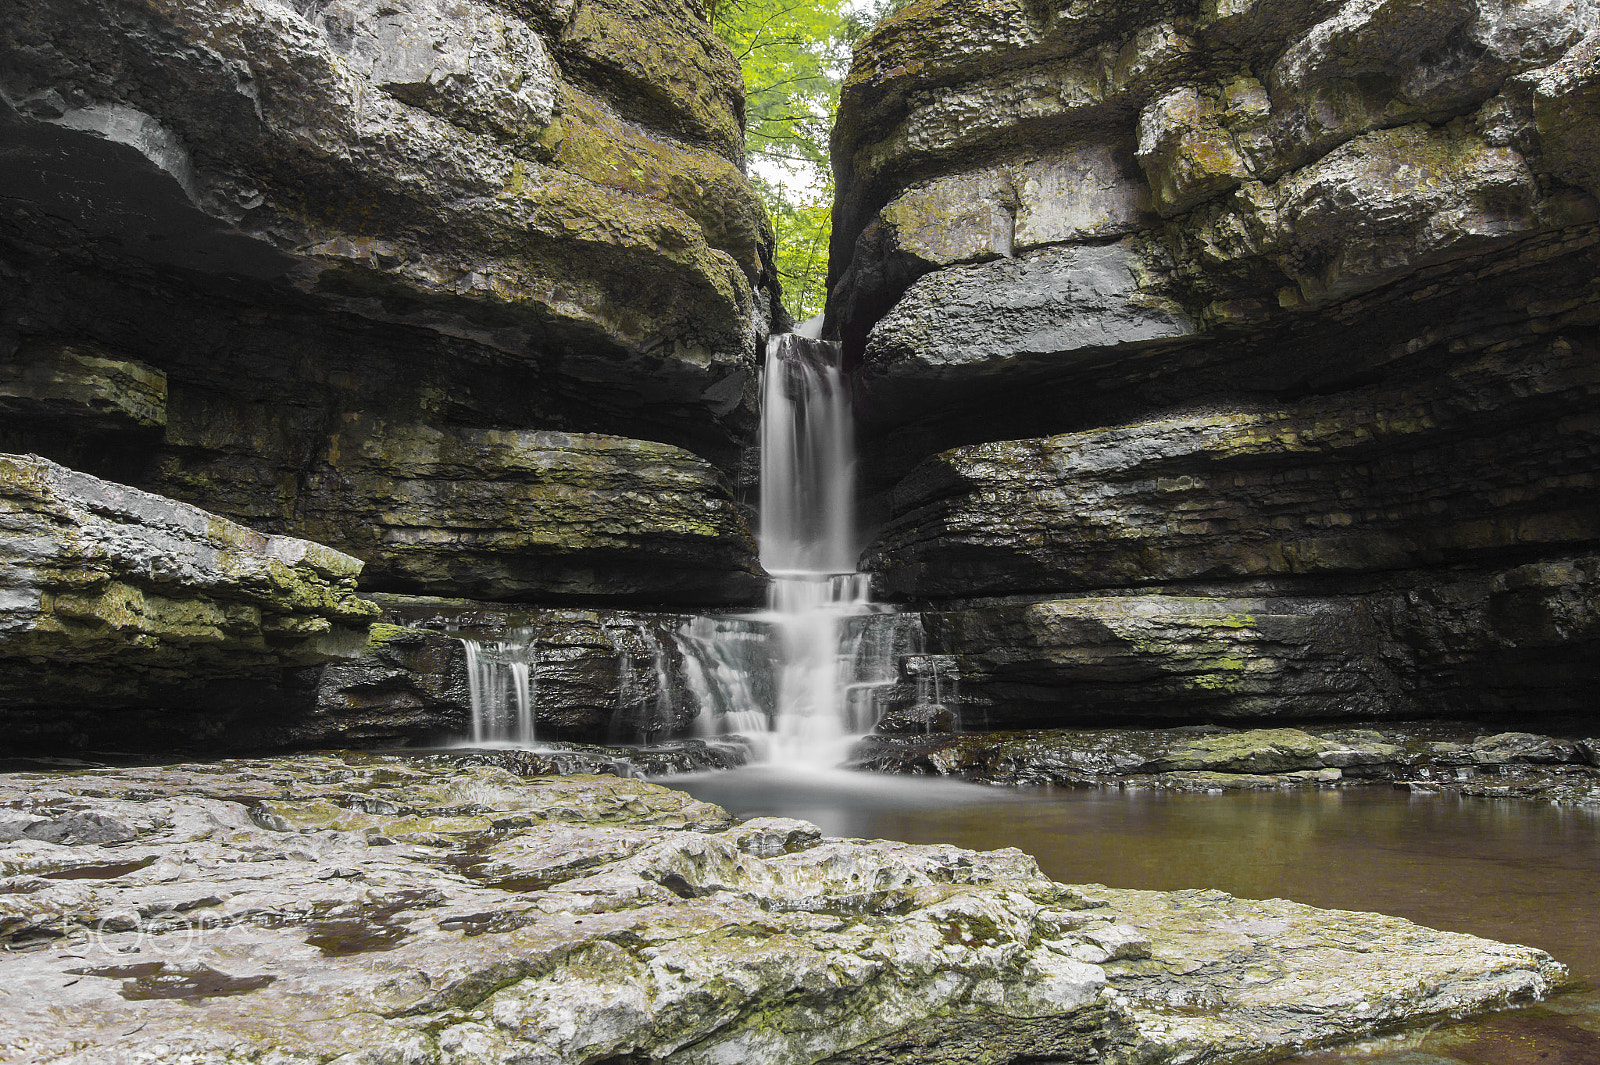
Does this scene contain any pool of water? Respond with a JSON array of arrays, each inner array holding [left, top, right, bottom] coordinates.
[[664, 767, 1600, 1065]]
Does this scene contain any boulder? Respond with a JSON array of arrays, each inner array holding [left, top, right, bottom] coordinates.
[[863, 242, 1195, 385]]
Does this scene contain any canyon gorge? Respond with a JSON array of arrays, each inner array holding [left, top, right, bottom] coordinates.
[[2, 0, 1599, 1061]]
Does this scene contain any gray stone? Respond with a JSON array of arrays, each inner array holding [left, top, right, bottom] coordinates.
[[0, 453, 378, 715], [0, 0, 772, 608], [0, 341, 166, 439], [865, 330, 1600, 600], [1271, 122, 1540, 303], [1530, 34, 1600, 196], [852, 722, 1600, 804], [0, 754, 1568, 1063], [279, 423, 761, 604], [883, 559, 1600, 727], [864, 243, 1196, 381]]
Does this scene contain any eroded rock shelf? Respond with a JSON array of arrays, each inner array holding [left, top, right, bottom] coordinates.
[[0, 756, 1568, 1064]]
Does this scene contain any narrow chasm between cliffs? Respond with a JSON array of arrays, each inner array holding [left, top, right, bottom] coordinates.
[[2, 0, 1599, 1062]]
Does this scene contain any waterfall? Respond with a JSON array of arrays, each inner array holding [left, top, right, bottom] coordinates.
[[678, 326, 922, 767], [448, 324, 930, 761], [458, 630, 538, 747]]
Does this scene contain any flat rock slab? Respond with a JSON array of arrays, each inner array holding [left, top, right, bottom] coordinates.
[[0, 755, 1565, 1064]]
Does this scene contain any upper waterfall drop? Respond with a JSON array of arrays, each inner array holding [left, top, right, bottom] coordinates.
[[759, 330, 857, 578]]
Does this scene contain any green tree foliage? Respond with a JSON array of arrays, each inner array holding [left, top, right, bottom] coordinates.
[[708, 0, 912, 320]]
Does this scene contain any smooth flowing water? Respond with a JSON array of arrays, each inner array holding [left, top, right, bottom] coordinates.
[[686, 329, 919, 764], [458, 631, 537, 746], [666, 768, 1600, 1065]]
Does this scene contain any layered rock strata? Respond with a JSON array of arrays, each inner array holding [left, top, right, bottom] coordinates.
[[835, 0, 1600, 730], [0, 0, 770, 604], [272, 425, 762, 604], [864, 558, 1600, 725], [0, 755, 1568, 1063], [854, 723, 1600, 805], [0, 453, 377, 730], [370, 595, 724, 742]]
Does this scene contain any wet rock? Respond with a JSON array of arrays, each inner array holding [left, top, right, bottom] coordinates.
[[851, 722, 1600, 805], [904, 594, 1403, 727], [863, 243, 1196, 385], [876, 703, 960, 735], [372, 595, 721, 743], [832, 0, 1600, 657], [281, 424, 762, 604], [0, 342, 165, 465], [1469, 732, 1582, 765], [0, 754, 1568, 1063], [1094, 884, 1566, 1062], [413, 738, 750, 776], [282, 623, 474, 747], [0, 453, 377, 717], [867, 330, 1600, 599], [1530, 35, 1600, 196], [882, 557, 1600, 727]]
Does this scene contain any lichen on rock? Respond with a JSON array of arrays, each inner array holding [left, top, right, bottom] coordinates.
[[0, 754, 1569, 1063], [0, 453, 377, 714]]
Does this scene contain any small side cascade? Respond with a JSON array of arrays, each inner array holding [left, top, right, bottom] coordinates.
[[458, 629, 538, 747], [607, 622, 681, 744]]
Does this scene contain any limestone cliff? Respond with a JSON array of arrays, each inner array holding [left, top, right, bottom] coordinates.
[[835, 0, 1600, 725], [0, 0, 770, 605]]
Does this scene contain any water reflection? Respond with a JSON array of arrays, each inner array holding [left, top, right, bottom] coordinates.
[[663, 768, 1600, 1065]]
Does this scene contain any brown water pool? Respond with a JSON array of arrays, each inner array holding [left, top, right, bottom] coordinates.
[[665, 767, 1600, 1065]]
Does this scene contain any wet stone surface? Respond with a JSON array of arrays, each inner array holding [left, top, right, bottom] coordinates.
[[0, 753, 1569, 1064], [851, 722, 1600, 804]]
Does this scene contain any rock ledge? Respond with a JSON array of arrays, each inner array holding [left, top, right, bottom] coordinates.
[[0, 754, 1566, 1064]]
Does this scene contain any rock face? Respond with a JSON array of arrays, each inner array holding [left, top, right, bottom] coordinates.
[[854, 722, 1600, 804], [891, 561, 1600, 725], [371, 595, 730, 743], [0, 0, 770, 605], [836, 0, 1600, 729], [0, 755, 1567, 1063], [0, 453, 378, 732], [276, 425, 761, 604]]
